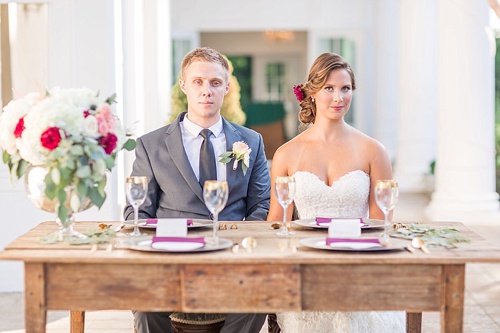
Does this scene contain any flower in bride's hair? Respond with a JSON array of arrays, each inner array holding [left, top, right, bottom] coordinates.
[[293, 84, 305, 102], [219, 141, 251, 176]]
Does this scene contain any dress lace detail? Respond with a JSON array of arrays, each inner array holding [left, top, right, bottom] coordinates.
[[277, 170, 405, 333], [293, 170, 370, 220]]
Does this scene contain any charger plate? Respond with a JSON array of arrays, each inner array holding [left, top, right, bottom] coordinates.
[[299, 237, 406, 252], [123, 219, 213, 229], [121, 237, 232, 253], [293, 218, 385, 230]]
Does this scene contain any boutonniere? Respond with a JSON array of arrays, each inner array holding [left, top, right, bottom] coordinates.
[[219, 141, 252, 176]]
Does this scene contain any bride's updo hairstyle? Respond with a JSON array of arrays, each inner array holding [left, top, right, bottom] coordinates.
[[297, 53, 356, 125]]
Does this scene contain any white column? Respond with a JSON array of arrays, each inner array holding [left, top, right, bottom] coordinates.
[[425, 0, 500, 223], [393, 0, 438, 193], [117, 0, 171, 209], [372, 0, 399, 161], [46, 0, 119, 221]]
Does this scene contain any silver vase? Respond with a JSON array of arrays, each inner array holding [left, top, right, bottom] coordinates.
[[25, 166, 94, 241]]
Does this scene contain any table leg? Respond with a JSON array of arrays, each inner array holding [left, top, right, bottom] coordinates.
[[25, 263, 47, 333], [441, 264, 465, 333], [406, 312, 422, 333], [70, 311, 85, 333]]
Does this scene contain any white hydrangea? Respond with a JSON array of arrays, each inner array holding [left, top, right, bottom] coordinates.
[[0, 92, 40, 155]]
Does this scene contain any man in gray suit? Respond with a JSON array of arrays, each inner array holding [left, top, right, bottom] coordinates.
[[124, 47, 270, 333]]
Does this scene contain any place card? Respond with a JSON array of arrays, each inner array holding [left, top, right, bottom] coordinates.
[[326, 237, 381, 246], [328, 218, 362, 238], [156, 219, 188, 237]]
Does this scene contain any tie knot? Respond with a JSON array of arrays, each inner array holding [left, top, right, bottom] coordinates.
[[200, 129, 212, 140]]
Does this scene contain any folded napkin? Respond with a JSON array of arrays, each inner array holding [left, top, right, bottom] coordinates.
[[326, 237, 382, 249], [151, 236, 205, 251], [146, 218, 194, 226], [316, 217, 364, 226], [326, 237, 381, 245]]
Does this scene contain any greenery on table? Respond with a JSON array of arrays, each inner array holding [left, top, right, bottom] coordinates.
[[40, 225, 116, 245], [393, 223, 470, 248]]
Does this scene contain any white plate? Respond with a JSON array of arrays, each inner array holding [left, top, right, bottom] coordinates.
[[124, 219, 213, 229], [122, 237, 233, 253], [293, 218, 385, 230], [299, 237, 406, 252]]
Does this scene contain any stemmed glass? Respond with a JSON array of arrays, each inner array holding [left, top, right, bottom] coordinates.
[[125, 176, 148, 237], [374, 179, 399, 243], [275, 176, 296, 236], [203, 180, 229, 245]]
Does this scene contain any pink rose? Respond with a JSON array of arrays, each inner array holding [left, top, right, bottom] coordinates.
[[96, 104, 117, 136]]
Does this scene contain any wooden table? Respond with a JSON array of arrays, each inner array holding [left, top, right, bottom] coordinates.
[[1, 220, 500, 333]]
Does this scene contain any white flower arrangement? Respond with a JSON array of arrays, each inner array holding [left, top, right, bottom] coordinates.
[[0, 87, 136, 222], [219, 141, 251, 176]]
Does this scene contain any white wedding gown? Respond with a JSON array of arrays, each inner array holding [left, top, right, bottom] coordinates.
[[277, 170, 406, 333]]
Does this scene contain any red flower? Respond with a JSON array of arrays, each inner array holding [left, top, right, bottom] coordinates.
[[83, 110, 90, 118], [293, 84, 306, 102], [40, 127, 62, 150], [14, 117, 25, 138], [99, 133, 117, 154]]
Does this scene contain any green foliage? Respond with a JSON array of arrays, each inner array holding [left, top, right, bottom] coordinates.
[[394, 224, 470, 248]]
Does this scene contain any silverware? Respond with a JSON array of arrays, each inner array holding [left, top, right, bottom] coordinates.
[[411, 237, 430, 254]]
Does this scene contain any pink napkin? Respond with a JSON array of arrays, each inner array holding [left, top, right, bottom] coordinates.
[[151, 236, 205, 245], [146, 218, 193, 226], [315, 217, 364, 226], [326, 237, 381, 246]]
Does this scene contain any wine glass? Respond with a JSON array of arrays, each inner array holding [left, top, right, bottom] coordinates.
[[203, 180, 229, 245], [125, 176, 148, 237], [374, 179, 399, 243], [275, 176, 296, 236]]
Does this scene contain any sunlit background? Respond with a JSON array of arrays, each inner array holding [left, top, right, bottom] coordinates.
[[0, 0, 499, 293]]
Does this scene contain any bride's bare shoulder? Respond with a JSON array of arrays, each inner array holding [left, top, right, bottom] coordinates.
[[349, 127, 386, 150]]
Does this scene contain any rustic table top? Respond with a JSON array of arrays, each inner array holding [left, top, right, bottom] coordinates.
[[2, 220, 500, 265]]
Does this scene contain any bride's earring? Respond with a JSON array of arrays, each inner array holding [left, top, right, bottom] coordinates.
[[311, 97, 315, 103]]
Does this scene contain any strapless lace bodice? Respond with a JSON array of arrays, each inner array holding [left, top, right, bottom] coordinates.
[[293, 170, 370, 219], [277, 170, 405, 333]]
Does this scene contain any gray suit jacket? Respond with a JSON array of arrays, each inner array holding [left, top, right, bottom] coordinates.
[[124, 112, 270, 221]]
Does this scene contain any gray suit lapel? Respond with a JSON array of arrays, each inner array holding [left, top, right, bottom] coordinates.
[[165, 112, 204, 201], [223, 118, 243, 189]]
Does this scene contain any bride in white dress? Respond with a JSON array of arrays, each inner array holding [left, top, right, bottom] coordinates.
[[267, 53, 405, 333]]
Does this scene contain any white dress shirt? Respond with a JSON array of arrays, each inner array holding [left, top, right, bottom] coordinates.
[[180, 115, 227, 182]]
